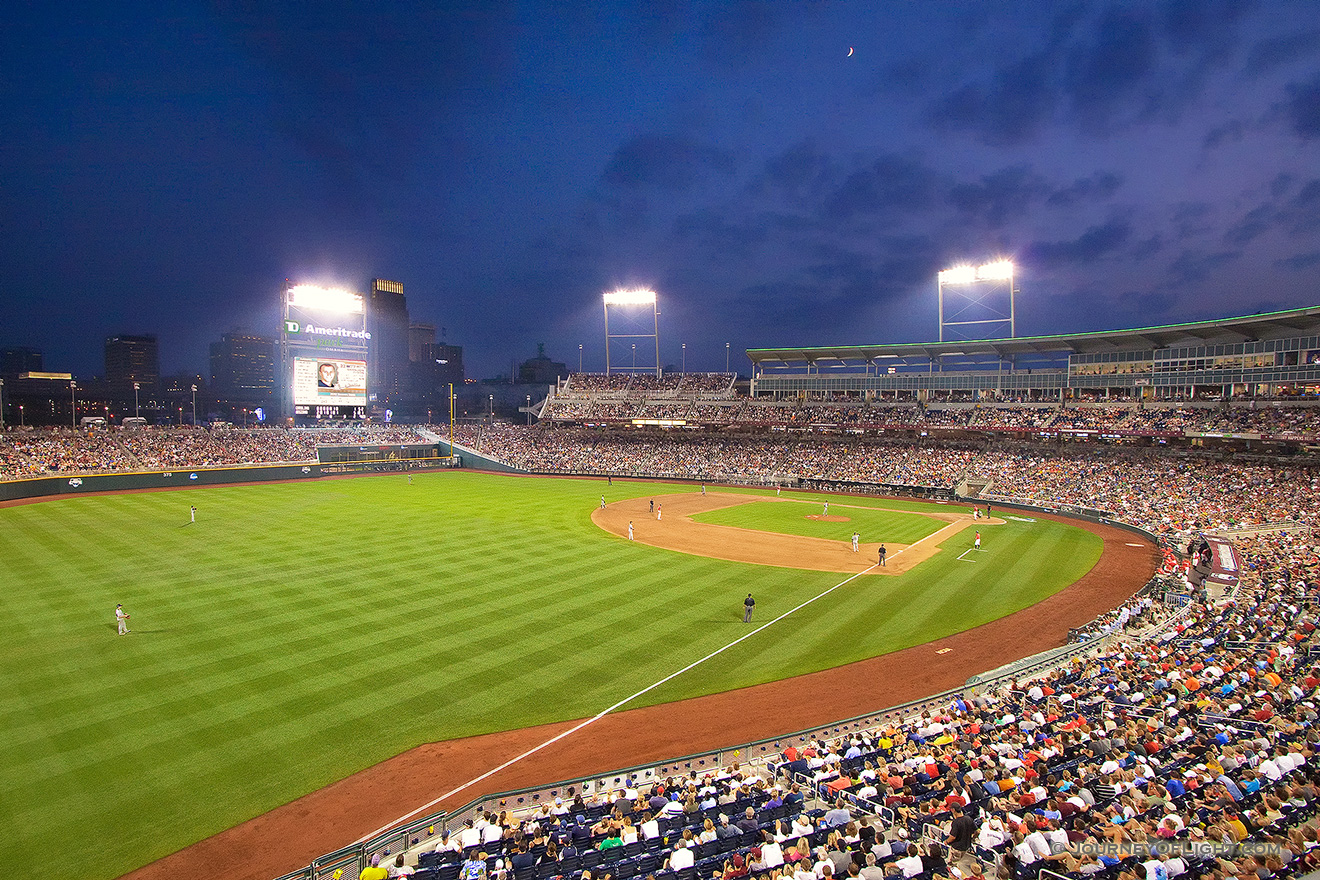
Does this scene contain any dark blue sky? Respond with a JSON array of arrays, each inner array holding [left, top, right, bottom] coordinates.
[[3, 1, 1319, 378]]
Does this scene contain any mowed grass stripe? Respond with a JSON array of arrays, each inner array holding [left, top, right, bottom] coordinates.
[[0, 472, 1100, 880]]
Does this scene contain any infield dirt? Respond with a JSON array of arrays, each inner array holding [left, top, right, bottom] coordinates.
[[593, 492, 996, 574]]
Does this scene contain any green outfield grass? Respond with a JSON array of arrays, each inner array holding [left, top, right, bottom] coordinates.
[[0, 473, 1102, 880], [691, 496, 946, 543]]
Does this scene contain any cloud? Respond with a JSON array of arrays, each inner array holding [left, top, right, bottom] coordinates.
[[1275, 251, 1320, 271], [1203, 119, 1246, 149], [1282, 73, 1320, 139], [601, 135, 736, 191], [928, 50, 1058, 144], [1046, 171, 1123, 207], [947, 166, 1051, 227], [1062, 8, 1157, 119], [1224, 201, 1277, 246], [1167, 248, 1241, 284], [1024, 221, 1131, 268], [1244, 29, 1320, 76], [753, 140, 835, 200], [822, 154, 938, 221]]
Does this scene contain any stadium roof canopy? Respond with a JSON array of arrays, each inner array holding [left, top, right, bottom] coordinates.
[[747, 305, 1320, 367]]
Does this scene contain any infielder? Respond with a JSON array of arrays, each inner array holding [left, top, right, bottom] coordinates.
[[628, 521, 634, 541], [851, 532, 859, 552], [974, 530, 981, 550], [823, 501, 829, 515], [878, 545, 886, 566], [115, 603, 131, 635], [743, 593, 755, 622], [656, 504, 662, 521], [600, 495, 606, 509]]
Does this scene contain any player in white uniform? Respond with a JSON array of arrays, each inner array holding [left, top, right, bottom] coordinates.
[[628, 521, 634, 540], [190, 505, 196, 523], [115, 604, 130, 635], [852, 532, 859, 552]]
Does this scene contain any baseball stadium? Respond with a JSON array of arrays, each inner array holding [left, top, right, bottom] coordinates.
[[4, 300, 1320, 880]]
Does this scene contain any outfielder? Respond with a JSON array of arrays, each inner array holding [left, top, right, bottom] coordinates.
[[115, 603, 131, 635]]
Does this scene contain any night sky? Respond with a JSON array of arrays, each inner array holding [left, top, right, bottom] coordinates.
[[3, 1, 1320, 379]]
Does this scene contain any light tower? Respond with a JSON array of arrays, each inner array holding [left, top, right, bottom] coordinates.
[[937, 260, 1016, 342], [602, 289, 660, 376]]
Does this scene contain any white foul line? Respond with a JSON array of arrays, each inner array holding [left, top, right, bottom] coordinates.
[[357, 562, 879, 842]]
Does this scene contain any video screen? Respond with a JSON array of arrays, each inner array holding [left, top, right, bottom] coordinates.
[[292, 357, 367, 407]]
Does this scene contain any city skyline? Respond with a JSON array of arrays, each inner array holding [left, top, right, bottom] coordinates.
[[3, 2, 1320, 378]]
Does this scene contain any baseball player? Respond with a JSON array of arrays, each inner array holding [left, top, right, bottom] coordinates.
[[190, 505, 196, 523], [743, 593, 755, 623], [628, 521, 634, 541], [974, 531, 981, 550], [115, 603, 131, 635], [851, 532, 859, 552], [600, 495, 606, 509], [823, 501, 829, 515], [878, 545, 887, 566], [656, 503, 662, 521]]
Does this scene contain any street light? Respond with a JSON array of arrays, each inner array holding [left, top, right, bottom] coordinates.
[[70, 380, 77, 427]]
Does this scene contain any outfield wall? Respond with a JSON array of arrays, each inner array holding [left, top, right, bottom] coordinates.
[[0, 450, 458, 504], [0, 462, 325, 503]]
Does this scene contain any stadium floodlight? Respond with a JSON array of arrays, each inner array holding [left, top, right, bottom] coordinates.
[[977, 260, 1014, 280], [937, 260, 1017, 342], [938, 266, 977, 285], [288, 284, 364, 314], [602, 288, 661, 375], [602, 289, 657, 306]]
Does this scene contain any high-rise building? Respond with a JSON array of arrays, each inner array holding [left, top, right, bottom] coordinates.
[[408, 323, 436, 364], [368, 279, 410, 405], [210, 332, 275, 418], [104, 334, 159, 400], [0, 346, 43, 377]]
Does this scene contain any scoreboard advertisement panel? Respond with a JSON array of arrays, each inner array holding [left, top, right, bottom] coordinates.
[[281, 284, 371, 421], [292, 357, 367, 407]]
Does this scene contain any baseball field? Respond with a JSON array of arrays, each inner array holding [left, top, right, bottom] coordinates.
[[0, 470, 1106, 880]]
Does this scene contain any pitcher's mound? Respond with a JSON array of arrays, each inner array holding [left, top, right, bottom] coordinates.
[[806, 514, 850, 522]]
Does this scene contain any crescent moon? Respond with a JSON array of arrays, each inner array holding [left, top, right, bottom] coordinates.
[[847, 46, 854, 56]]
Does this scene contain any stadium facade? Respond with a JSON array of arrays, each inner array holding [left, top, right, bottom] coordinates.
[[747, 306, 1320, 401]]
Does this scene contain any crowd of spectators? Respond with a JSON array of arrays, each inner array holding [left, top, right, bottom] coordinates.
[[0, 425, 427, 481], [537, 397, 1320, 440]]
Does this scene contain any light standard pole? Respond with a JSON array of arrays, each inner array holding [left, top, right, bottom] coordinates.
[[578, 344, 583, 373], [18, 405, 24, 428], [448, 383, 455, 460], [526, 394, 531, 426], [191, 385, 197, 426], [725, 342, 730, 373], [681, 343, 686, 374], [489, 394, 493, 421], [70, 380, 77, 427], [178, 406, 183, 426], [631, 343, 636, 370], [133, 382, 140, 418], [0, 377, 5, 431]]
